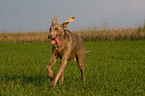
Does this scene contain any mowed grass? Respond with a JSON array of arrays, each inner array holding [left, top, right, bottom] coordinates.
[[0, 41, 145, 96]]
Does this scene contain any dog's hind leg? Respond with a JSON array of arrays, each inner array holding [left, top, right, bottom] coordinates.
[[76, 47, 86, 83]]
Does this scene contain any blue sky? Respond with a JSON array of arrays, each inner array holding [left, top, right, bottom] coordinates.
[[0, 0, 145, 32]]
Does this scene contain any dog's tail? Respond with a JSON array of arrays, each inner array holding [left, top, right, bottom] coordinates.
[[85, 50, 91, 55]]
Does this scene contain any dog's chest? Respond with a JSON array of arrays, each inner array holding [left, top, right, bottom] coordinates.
[[57, 46, 66, 57], [57, 46, 76, 60]]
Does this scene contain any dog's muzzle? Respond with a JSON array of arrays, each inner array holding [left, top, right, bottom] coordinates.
[[48, 34, 52, 39], [48, 35, 63, 46]]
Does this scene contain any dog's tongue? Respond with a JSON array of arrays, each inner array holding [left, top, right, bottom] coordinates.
[[51, 35, 63, 46], [51, 40, 56, 45], [55, 35, 63, 46]]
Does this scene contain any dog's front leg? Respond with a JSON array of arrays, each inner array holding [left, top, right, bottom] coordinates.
[[47, 54, 58, 80], [59, 61, 64, 85], [48, 57, 68, 88], [59, 71, 64, 85]]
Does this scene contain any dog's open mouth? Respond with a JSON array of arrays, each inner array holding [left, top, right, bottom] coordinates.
[[51, 35, 63, 46]]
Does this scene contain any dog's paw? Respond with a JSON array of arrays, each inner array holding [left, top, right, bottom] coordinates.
[[48, 84, 54, 88], [59, 81, 64, 85], [48, 82, 55, 88]]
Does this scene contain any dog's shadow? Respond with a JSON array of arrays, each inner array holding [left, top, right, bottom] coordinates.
[[1, 74, 49, 87]]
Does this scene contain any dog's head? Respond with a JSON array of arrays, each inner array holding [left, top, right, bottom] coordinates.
[[48, 14, 75, 46]]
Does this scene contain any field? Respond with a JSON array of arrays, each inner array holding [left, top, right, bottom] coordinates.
[[0, 25, 145, 42], [0, 41, 145, 95]]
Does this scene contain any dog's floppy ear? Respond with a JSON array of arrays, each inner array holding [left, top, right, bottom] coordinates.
[[52, 14, 58, 24], [61, 16, 75, 28]]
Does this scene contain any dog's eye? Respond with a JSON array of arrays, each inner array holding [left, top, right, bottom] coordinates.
[[55, 28, 58, 31]]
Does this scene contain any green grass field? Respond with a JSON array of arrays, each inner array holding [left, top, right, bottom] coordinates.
[[0, 41, 145, 96]]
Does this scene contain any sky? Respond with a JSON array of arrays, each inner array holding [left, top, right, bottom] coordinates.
[[0, 0, 145, 32]]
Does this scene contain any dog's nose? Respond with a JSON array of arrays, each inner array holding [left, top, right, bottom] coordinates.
[[48, 34, 52, 39]]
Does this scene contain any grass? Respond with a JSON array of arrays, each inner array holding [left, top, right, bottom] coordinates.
[[0, 41, 145, 95]]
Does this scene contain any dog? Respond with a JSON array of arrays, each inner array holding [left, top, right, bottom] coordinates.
[[47, 14, 90, 88]]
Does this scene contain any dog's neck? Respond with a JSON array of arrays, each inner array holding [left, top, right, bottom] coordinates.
[[59, 28, 68, 41]]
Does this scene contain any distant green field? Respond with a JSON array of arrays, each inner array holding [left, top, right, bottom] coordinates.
[[0, 41, 145, 96]]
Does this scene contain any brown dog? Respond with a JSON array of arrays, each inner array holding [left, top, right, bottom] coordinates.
[[47, 14, 90, 88]]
